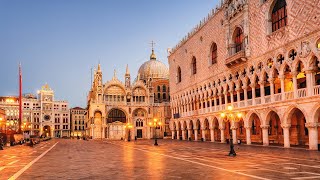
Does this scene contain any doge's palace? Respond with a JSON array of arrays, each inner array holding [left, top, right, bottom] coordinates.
[[168, 0, 320, 150]]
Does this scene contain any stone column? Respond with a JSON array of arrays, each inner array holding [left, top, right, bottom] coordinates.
[[245, 126, 251, 145], [251, 84, 256, 105], [224, 93, 228, 108], [176, 129, 180, 140], [182, 130, 186, 140], [279, 75, 285, 100], [230, 90, 234, 107], [269, 78, 275, 102], [236, 88, 241, 107], [202, 129, 206, 141], [219, 94, 223, 110], [231, 127, 237, 144], [171, 130, 175, 139], [243, 86, 248, 106], [259, 81, 265, 104], [260, 125, 269, 146], [220, 128, 226, 143], [306, 122, 318, 150], [282, 124, 291, 148], [102, 127, 105, 138], [292, 71, 298, 98], [210, 128, 215, 142], [306, 70, 315, 96], [188, 128, 192, 140], [194, 129, 199, 141], [210, 98, 213, 112], [214, 96, 217, 111]]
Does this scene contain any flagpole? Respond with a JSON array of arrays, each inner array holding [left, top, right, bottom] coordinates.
[[19, 63, 22, 134]]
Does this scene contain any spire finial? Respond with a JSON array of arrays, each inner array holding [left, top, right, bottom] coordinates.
[[97, 63, 101, 72], [113, 69, 117, 80], [125, 64, 130, 75], [150, 41, 156, 60]]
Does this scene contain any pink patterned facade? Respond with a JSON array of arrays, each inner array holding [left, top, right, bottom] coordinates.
[[168, 0, 320, 150]]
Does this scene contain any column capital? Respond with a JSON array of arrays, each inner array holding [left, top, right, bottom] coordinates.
[[291, 71, 298, 77], [278, 75, 285, 80], [230, 126, 237, 130], [242, 85, 248, 90], [219, 127, 226, 130], [268, 78, 275, 83], [258, 81, 266, 86], [305, 122, 318, 129], [260, 125, 269, 129], [249, 83, 256, 89], [281, 124, 291, 129], [244, 126, 251, 130]]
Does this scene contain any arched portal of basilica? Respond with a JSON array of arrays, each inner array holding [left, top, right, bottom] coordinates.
[[105, 109, 127, 140]]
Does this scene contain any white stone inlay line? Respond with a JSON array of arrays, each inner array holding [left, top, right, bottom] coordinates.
[[291, 176, 320, 180], [8, 142, 58, 180], [0, 167, 5, 171], [111, 142, 270, 180], [8, 160, 20, 165]]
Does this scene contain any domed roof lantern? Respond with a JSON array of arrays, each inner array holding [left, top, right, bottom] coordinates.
[[150, 40, 157, 60], [150, 49, 157, 60]]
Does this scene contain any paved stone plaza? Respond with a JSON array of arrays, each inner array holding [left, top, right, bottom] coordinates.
[[1, 139, 320, 180]]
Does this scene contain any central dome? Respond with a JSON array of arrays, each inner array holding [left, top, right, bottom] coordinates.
[[138, 50, 169, 80]]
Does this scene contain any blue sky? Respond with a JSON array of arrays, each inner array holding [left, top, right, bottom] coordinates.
[[0, 0, 218, 107]]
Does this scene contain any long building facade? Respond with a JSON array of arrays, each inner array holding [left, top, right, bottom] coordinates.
[[168, 0, 320, 150], [0, 84, 70, 137], [87, 49, 171, 140]]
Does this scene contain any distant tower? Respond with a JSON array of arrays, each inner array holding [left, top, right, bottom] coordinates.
[[125, 64, 131, 88], [94, 63, 103, 103]]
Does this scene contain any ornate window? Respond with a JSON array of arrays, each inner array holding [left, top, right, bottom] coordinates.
[[177, 66, 182, 83], [211, 43, 217, 64], [192, 57, 197, 75], [235, 27, 244, 53], [272, 0, 287, 32]]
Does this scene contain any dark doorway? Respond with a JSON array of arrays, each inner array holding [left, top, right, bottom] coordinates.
[[137, 129, 142, 138]]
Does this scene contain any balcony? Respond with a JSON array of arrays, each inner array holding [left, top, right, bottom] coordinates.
[[174, 85, 320, 119], [225, 43, 247, 67]]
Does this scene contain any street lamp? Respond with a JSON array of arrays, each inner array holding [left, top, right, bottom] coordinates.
[[0, 118, 2, 133], [220, 105, 242, 157], [149, 118, 162, 146], [6, 122, 9, 134], [124, 123, 133, 141]]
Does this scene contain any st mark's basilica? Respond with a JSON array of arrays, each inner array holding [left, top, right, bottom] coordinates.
[[86, 49, 171, 140]]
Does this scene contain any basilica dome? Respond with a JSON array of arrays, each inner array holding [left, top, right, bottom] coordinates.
[[138, 50, 169, 80]]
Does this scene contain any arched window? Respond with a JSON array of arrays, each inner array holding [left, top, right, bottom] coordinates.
[[272, 0, 287, 32], [235, 27, 244, 53], [162, 85, 166, 92], [157, 86, 160, 92], [192, 57, 197, 75], [177, 66, 182, 83], [211, 43, 217, 64]]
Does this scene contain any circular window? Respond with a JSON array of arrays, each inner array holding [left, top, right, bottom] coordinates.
[[44, 115, 50, 121]]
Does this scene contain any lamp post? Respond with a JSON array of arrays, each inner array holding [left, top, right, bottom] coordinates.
[[220, 105, 243, 157], [124, 123, 133, 141], [6, 122, 9, 134], [149, 118, 162, 146], [0, 118, 2, 133], [91, 123, 94, 139]]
